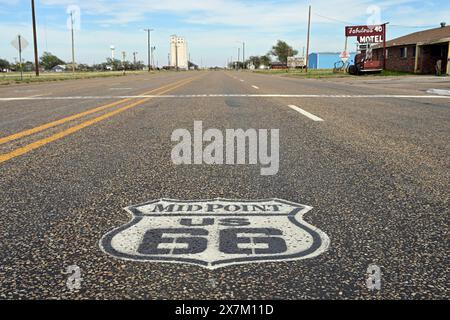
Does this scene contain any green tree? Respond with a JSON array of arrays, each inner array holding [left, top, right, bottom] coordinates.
[[259, 55, 271, 67], [106, 58, 121, 71], [0, 58, 10, 71], [246, 56, 261, 68], [269, 40, 298, 63], [40, 52, 65, 70]]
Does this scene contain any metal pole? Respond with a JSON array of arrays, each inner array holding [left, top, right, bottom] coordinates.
[[144, 29, 153, 71], [243, 42, 245, 69], [237, 47, 240, 69], [70, 11, 75, 74], [122, 51, 126, 75], [18, 35, 23, 81], [31, 0, 40, 76], [305, 5, 311, 73], [151, 46, 155, 70], [175, 42, 179, 71], [383, 23, 387, 70], [148, 30, 151, 71]]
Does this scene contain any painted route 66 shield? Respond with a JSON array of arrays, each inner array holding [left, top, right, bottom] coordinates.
[[100, 199, 329, 270]]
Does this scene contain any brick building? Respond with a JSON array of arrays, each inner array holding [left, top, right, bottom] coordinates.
[[372, 23, 450, 75]]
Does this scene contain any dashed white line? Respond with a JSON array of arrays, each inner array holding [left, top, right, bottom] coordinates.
[[252, 85, 260, 90], [288, 105, 324, 122], [240, 79, 245, 82], [426, 89, 450, 96]]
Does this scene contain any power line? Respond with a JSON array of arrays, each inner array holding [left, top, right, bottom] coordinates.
[[314, 11, 438, 29], [313, 12, 355, 26]]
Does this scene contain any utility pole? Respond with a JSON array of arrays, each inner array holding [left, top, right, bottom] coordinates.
[[31, 0, 40, 76], [70, 10, 76, 74], [144, 29, 153, 71], [305, 5, 312, 73]]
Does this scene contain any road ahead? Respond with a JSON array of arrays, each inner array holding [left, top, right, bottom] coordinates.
[[0, 71, 449, 299]]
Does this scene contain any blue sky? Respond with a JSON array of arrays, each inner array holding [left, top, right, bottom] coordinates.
[[1, 0, 449, 67]]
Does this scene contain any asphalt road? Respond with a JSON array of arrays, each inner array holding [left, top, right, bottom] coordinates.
[[0, 71, 448, 299]]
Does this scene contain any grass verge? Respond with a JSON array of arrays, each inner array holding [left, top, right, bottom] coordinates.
[[0, 71, 154, 85]]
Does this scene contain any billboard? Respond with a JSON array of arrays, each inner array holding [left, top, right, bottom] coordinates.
[[287, 57, 306, 69]]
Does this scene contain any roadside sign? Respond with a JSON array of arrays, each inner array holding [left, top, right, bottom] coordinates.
[[287, 57, 306, 69], [357, 35, 384, 44], [340, 51, 350, 63], [11, 35, 29, 51], [345, 25, 385, 38], [100, 198, 330, 270], [11, 35, 28, 81]]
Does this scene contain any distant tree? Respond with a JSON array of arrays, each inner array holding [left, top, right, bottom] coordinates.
[[0, 58, 10, 71], [40, 52, 65, 70], [269, 40, 298, 63], [246, 56, 261, 68], [259, 55, 271, 67], [77, 64, 92, 71], [106, 58, 122, 71]]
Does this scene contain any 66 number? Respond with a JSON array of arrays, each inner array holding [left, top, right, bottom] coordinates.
[[137, 218, 287, 255]]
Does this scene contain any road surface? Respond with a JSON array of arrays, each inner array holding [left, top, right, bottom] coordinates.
[[0, 71, 448, 299]]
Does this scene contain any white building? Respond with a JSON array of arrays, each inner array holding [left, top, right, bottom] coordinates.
[[170, 35, 188, 70]]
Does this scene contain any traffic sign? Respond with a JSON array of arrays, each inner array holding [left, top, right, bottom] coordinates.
[[11, 35, 29, 52], [340, 51, 350, 63]]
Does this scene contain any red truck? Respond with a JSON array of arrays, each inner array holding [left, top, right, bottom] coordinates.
[[348, 47, 383, 75]]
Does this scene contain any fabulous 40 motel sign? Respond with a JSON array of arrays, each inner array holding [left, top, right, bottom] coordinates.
[[344, 23, 388, 68]]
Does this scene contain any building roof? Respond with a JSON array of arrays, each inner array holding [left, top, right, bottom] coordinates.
[[378, 25, 450, 48]]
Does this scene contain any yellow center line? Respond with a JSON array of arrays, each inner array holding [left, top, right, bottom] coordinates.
[[0, 75, 198, 146], [0, 74, 204, 164]]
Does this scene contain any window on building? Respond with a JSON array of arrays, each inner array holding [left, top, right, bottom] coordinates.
[[385, 49, 389, 59], [412, 46, 416, 58], [400, 47, 408, 58]]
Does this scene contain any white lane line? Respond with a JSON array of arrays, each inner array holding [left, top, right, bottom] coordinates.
[[252, 85, 260, 90], [1, 94, 450, 101], [288, 105, 324, 122], [240, 79, 245, 82], [426, 89, 450, 96]]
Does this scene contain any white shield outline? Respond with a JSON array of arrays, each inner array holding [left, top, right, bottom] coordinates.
[[100, 198, 330, 270]]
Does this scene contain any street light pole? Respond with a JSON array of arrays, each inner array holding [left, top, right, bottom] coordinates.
[[133, 52, 138, 68], [243, 42, 245, 69], [144, 29, 153, 71], [31, 0, 40, 76], [237, 47, 240, 70], [70, 11, 76, 75]]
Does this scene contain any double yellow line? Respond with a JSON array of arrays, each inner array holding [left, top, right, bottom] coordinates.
[[0, 74, 202, 164]]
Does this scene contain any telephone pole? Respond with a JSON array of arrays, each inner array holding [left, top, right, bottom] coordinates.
[[305, 5, 312, 73], [31, 0, 40, 76]]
